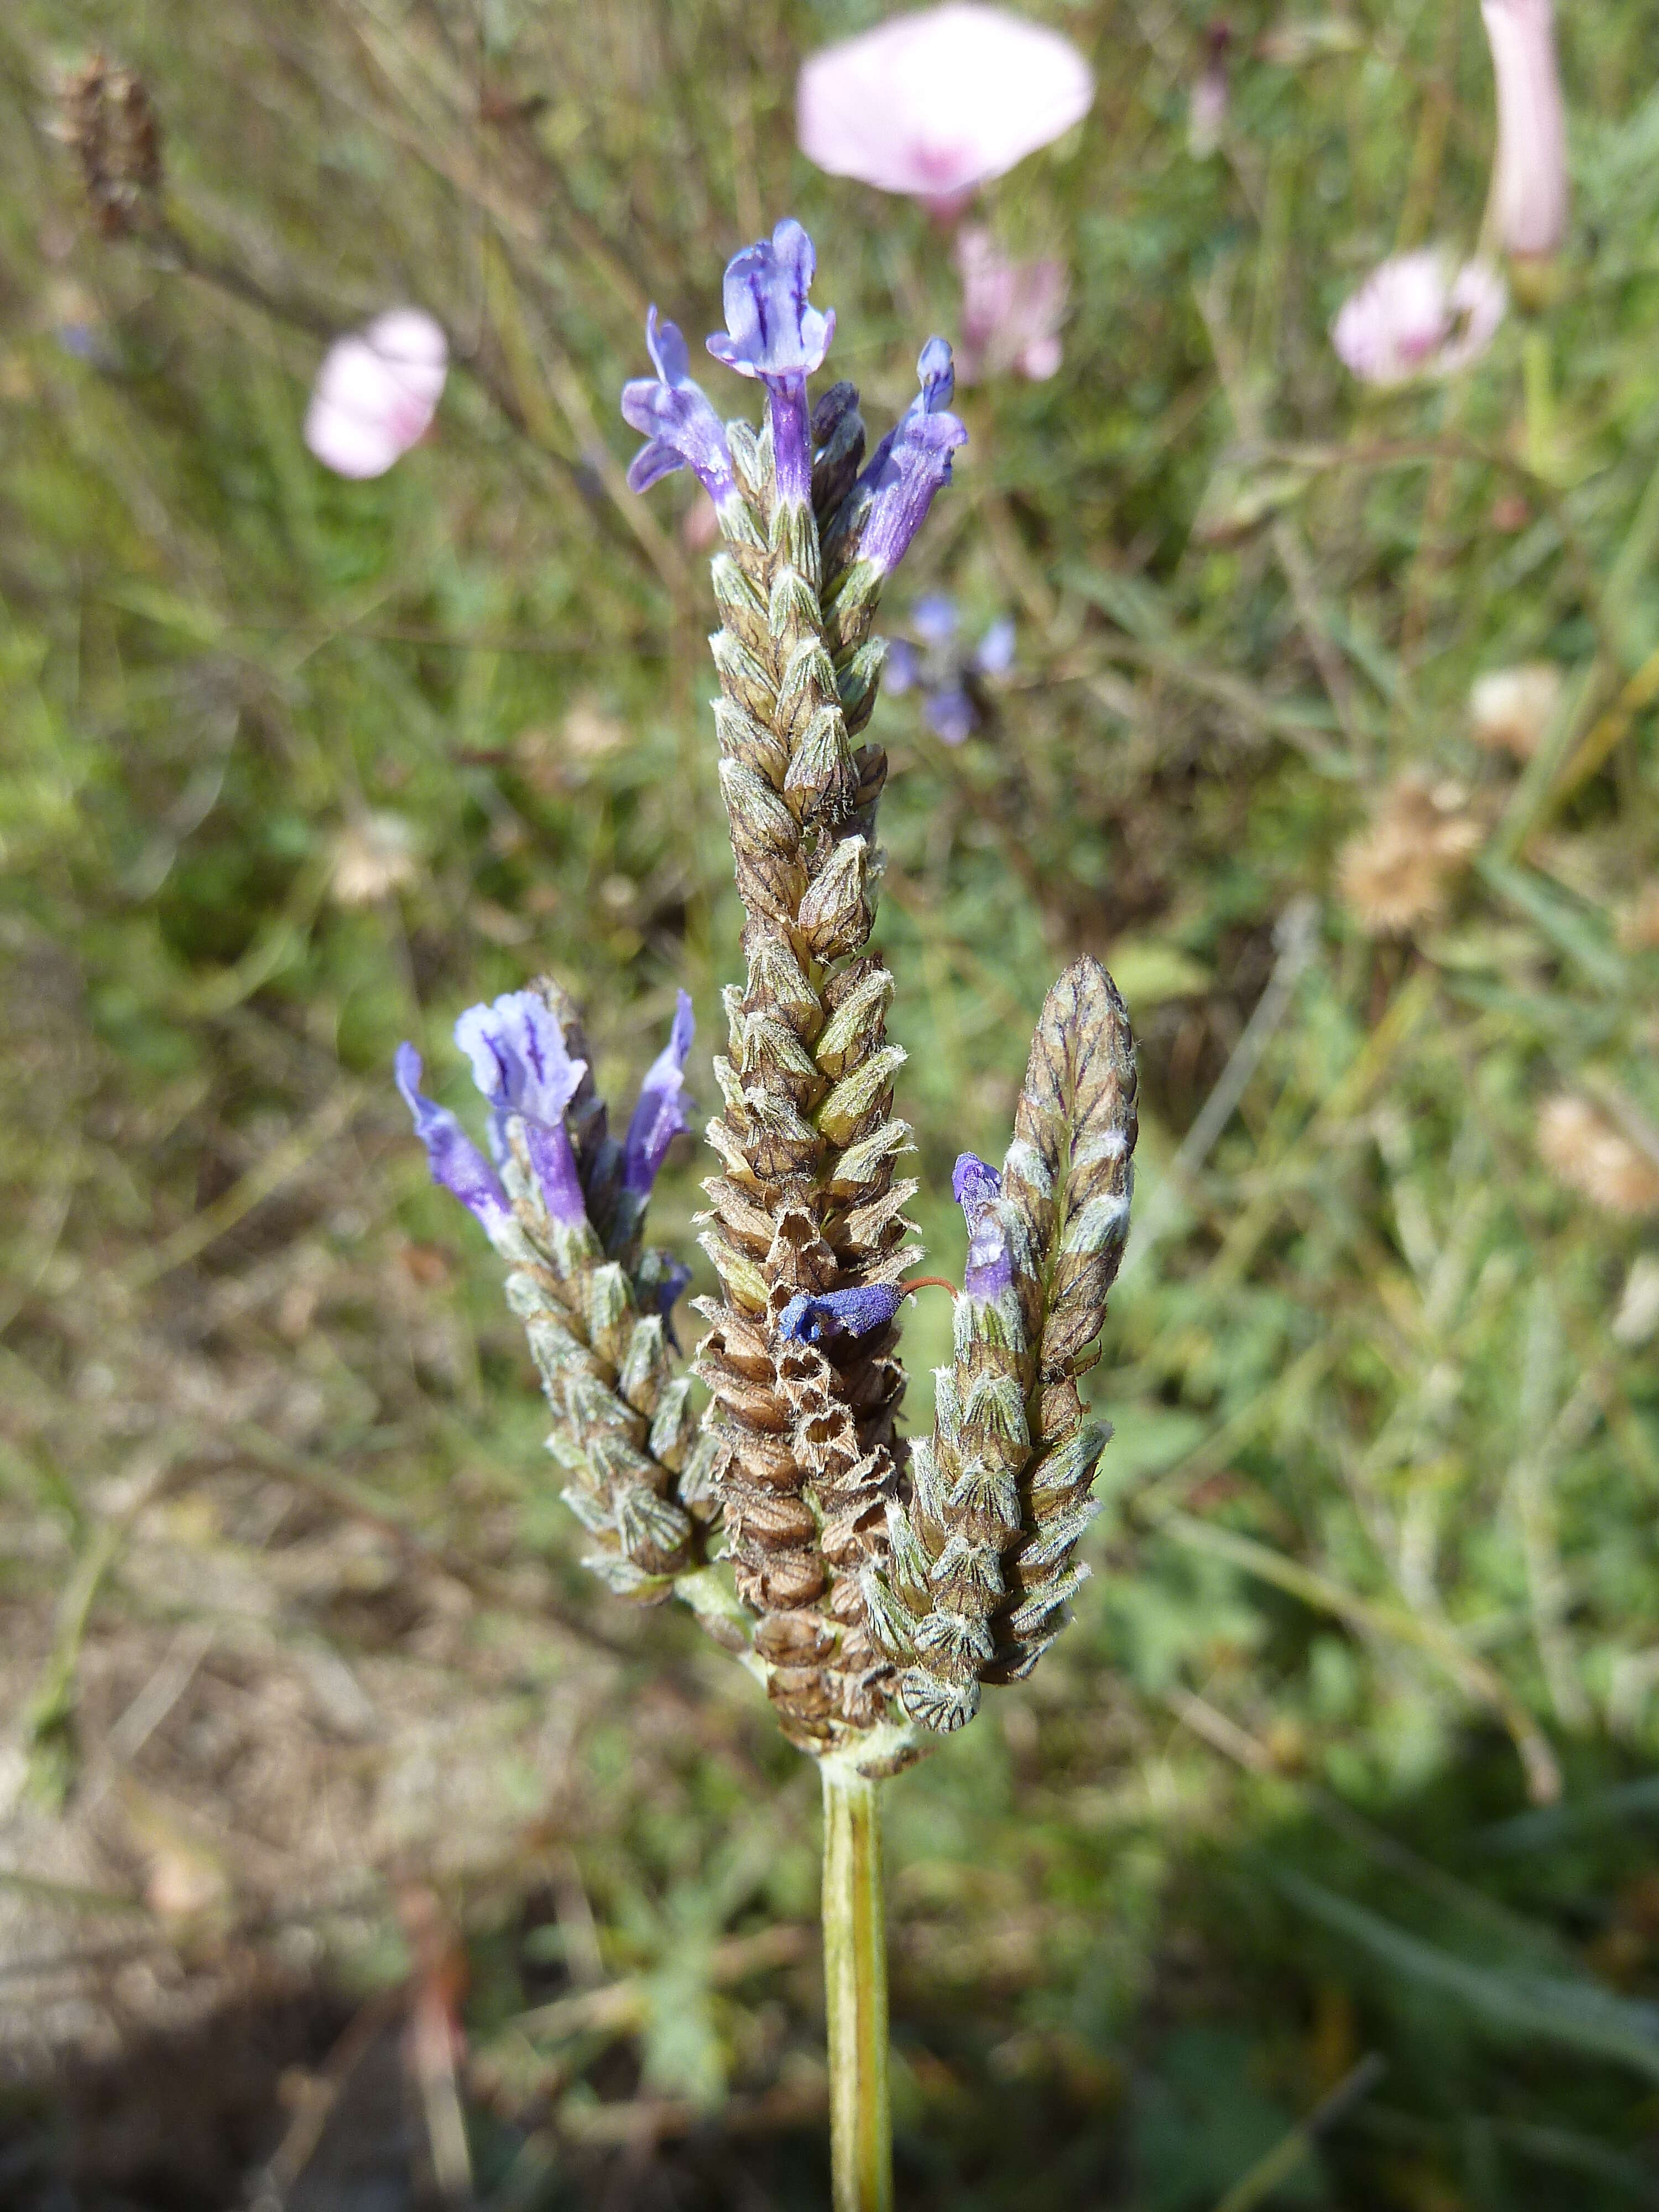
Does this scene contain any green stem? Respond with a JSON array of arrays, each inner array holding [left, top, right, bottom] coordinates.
[[820, 1761, 892, 2212]]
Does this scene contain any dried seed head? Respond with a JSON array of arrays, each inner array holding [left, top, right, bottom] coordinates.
[[1338, 774, 1484, 935], [60, 54, 163, 238], [1536, 1094, 1659, 1218]]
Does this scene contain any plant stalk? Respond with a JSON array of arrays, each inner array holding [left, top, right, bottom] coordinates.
[[820, 1762, 892, 2212]]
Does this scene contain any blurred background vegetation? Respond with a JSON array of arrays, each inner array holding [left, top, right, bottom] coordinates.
[[4, 1, 1659, 2205]]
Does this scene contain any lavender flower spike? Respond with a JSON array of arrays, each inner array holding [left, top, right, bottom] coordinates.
[[779, 1281, 904, 1345], [395, 1042, 513, 1240], [706, 218, 835, 506], [953, 1151, 1012, 1300], [623, 989, 695, 1196], [452, 990, 587, 1225], [622, 307, 740, 512], [857, 340, 967, 577]]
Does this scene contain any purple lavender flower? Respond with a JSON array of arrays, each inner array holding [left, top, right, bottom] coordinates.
[[884, 596, 1015, 745], [706, 218, 835, 505], [778, 1281, 904, 1344], [450, 989, 588, 1224], [622, 307, 740, 510], [953, 1151, 1012, 1299], [855, 341, 968, 576], [394, 1042, 513, 1240], [622, 990, 695, 1196]]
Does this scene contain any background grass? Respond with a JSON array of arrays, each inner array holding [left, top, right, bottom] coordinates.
[[4, 1, 1659, 2205]]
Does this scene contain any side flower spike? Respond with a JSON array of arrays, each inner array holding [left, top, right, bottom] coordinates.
[[706, 218, 836, 506], [394, 1042, 514, 1241], [623, 990, 696, 1196], [452, 990, 588, 1224], [952, 1152, 1013, 1298], [622, 308, 742, 514]]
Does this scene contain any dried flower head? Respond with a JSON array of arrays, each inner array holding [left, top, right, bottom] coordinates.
[[954, 228, 1068, 384], [305, 310, 448, 481], [59, 53, 162, 238], [1332, 249, 1506, 389], [330, 812, 421, 906], [1469, 662, 1563, 760], [1338, 774, 1483, 935], [1536, 1095, 1659, 1218], [797, 4, 1094, 214], [1481, 0, 1569, 262]]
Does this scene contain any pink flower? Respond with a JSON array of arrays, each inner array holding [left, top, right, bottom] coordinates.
[[1481, 0, 1568, 261], [797, 3, 1094, 214], [305, 309, 448, 479], [1331, 249, 1506, 388], [1187, 22, 1232, 159], [954, 227, 1067, 382]]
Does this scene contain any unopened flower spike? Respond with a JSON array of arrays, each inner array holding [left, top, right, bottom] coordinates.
[[622, 307, 742, 514], [706, 217, 835, 506]]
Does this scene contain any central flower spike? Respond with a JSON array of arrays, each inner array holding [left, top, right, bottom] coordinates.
[[705, 217, 836, 507]]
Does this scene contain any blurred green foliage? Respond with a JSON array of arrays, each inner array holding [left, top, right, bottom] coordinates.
[[4, 1, 1659, 2205]]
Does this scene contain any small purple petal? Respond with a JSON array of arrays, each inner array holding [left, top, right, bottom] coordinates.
[[953, 1151, 1012, 1300], [626, 437, 689, 495], [454, 992, 585, 1135], [884, 639, 921, 695], [859, 410, 968, 577], [395, 1042, 512, 1237], [524, 1118, 587, 1226], [915, 336, 955, 415], [911, 593, 959, 647], [451, 993, 588, 1224], [973, 615, 1016, 677], [622, 307, 738, 507], [925, 685, 977, 746], [623, 988, 696, 1196], [705, 218, 835, 383], [778, 1281, 905, 1344]]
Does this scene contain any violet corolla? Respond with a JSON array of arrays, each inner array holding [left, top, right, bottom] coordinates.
[[705, 218, 835, 505], [620, 309, 740, 513]]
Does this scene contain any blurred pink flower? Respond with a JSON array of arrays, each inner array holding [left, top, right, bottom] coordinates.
[[1331, 249, 1506, 388], [305, 308, 448, 479], [797, 4, 1094, 214], [954, 227, 1067, 382], [1481, 0, 1568, 260]]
